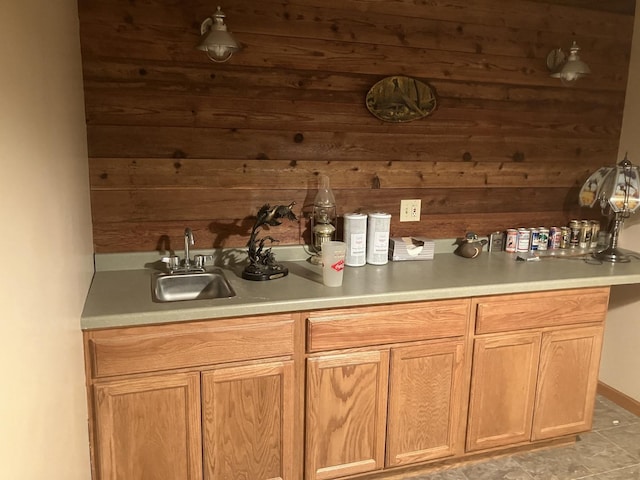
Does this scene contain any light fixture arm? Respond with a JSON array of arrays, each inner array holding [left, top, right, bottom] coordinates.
[[200, 17, 214, 35]]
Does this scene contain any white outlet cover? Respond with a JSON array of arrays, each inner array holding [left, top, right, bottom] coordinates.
[[400, 199, 421, 222]]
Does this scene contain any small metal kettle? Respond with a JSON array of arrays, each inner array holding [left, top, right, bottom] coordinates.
[[454, 232, 488, 259]]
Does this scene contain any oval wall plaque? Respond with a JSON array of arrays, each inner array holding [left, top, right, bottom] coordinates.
[[365, 76, 437, 123]]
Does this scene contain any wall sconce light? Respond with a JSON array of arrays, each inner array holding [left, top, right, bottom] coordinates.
[[196, 6, 240, 63], [546, 41, 590, 84], [579, 154, 640, 262]]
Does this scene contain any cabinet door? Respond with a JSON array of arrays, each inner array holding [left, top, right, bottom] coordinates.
[[532, 326, 604, 440], [305, 350, 389, 480], [466, 332, 541, 452], [202, 360, 295, 480], [386, 339, 466, 467], [94, 372, 202, 480]]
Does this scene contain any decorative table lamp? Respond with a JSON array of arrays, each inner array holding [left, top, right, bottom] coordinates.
[[579, 154, 640, 262]]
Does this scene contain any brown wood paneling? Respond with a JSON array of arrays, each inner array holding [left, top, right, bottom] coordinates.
[[81, 61, 626, 113], [78, 0, 634, 43], [82, 87, 624, 142], [78, 0, 633, 253], [89, 159, 600, 190], [86, 125, 620, 162], [80, 27, 627, 91], [90, 187, 584, 222], [528, 0, 635, 16], [83, 89, 624, 135], [93, 211, 598, 252]]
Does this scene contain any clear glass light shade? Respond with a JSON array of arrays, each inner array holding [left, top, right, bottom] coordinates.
[[310, 175, 337, 263], [547, 41, 590, 84], [196, 6, 240, 63]]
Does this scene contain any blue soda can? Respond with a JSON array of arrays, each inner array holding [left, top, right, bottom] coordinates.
[[529, 228, 539, 251], [549, 227, 561, 249], [538, 228, 549, 251]]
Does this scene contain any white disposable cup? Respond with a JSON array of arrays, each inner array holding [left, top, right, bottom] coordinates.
[[321, 241, 347, 287]]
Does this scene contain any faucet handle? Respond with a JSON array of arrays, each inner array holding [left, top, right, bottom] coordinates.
[[161, 255, 181, 270], [193, 254, 213, 269]]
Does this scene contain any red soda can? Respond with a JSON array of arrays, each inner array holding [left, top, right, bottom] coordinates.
[[506, 229, 517, 252]]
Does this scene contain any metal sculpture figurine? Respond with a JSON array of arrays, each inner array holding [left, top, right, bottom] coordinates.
[[242, 202, 298, 281]]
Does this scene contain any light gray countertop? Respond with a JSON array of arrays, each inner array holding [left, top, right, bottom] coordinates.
[[81, 244, 640, 330]]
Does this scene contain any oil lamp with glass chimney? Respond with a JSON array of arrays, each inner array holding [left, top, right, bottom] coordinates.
[[310, 175, 337, 264]]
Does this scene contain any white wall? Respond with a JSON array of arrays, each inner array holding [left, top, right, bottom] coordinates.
[[599, 10, 640, 402], [0, 1, 94, 478]]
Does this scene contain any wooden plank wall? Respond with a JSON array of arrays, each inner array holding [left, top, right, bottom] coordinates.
[[79, 0, 635, 253]]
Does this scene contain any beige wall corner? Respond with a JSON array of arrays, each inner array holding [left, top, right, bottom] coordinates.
[[601, 10, 640, 402], [0, 0, 94, 479]]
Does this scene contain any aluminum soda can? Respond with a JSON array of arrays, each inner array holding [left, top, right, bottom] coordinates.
[[505, 229, 517, 252], [488, 231, 505, 252], [579, 220, 591, 249], [517, 228, 530, 253], [549, 227, 561, 249], [538, 227, 549, 251], [529, 228, 539, 251], [569, 220, 581, 248], [560, 226, 570, 248]]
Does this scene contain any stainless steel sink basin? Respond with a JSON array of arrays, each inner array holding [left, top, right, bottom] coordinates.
[[152, 270, 236, 303]]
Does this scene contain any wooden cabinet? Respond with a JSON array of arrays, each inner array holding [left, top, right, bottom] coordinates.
[[93, 372, 202, 480], [202, 361, 295, 480], [305, 341, 468, 480], [386, 340, 466, 467], [532, 326, 604, 440], [305, 351, 390, 480], [466, 332, 541, 451], [85, 287, 611, 480], [304, 300, 471, 480], [85, 314, 298, 480], [466, 287, 609, 453]]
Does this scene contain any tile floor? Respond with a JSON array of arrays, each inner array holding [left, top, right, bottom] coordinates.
[[407, 396, 640, 480]]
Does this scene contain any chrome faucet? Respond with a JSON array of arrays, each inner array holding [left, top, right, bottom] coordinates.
[[161, 227, 211, 273], [184, 227, 194, 269]]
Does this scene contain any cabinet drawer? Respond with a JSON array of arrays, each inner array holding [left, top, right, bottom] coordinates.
[[307, 300, 470, 352], [86, 314, 295, 378], [474, 287, 610, 335]]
